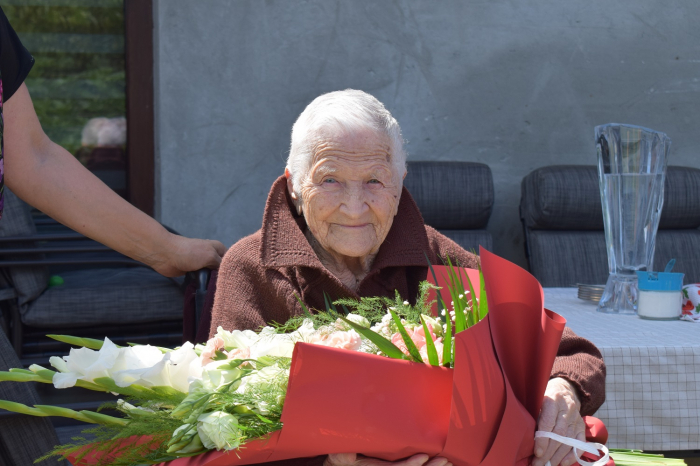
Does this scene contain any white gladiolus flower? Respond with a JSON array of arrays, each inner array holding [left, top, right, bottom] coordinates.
[[197, 411, 241, 451], [52, 338, 121, 388], [110, 345, 167, 387], [113, 342, 201, 393], [216, 326, 259, 350], [49, 356, 68, 373]]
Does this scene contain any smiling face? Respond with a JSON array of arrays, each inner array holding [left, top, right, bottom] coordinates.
[[289, 128, 403, 262]]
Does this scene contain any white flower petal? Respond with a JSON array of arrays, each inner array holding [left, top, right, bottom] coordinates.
[[49, 356, 69, 373], [53, 372, 80, 389]]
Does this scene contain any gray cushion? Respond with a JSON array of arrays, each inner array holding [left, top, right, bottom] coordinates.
[[526, 230, 608, 287], [521, 166, 603, 231], [527, 230, 700, 287], [23, 267, 183, 327], [655, 230, 700, 284], [0, 331, 61, 466], [440, 230, 493, 253], [521, 165, 700, 230], [404, 161, 494, 229], [661, 166, 700, 229], [0, 189, 49, 311]]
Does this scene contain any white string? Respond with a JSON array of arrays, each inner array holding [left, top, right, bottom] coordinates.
[[535, 431, 610, 466]]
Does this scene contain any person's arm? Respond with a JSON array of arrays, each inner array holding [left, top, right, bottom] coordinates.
[[4, 83, 225, 277], [533, 328, 606, 466]]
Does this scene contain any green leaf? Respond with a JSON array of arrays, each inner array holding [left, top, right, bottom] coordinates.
[[424, 252, 446, 323], [609, 449, 687, 465], [0, 371, 45, 383], [293, 293, 313, 317], [149, 386, 187, 404], [463, 266, 479, 332], [337, 315, 406, 360], [388, 309, 423, 363], [420, 316, 439, 366], [323, 292, 339, 315], [446, 257, 468, 333], [92, 377, 159, 399], [46, 334, 109, 350], [79, 409, 128, 427], [0, 400, 50, 417], [33, 405, 97, 424], [477, 264, 489, 320], [442, 307, 453, 367]]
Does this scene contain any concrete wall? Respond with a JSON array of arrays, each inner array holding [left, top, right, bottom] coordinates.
[[154, 0, 700, 268]]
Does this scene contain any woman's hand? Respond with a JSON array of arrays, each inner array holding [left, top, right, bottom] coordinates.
[[325, 453, 451, 466], [532, 377, 585, 466], [150, 234, 226, 277]]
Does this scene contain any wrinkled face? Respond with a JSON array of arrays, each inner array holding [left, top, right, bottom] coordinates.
[[292, 129, 403, 260]]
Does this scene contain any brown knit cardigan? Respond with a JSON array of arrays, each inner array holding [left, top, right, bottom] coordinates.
[[211, 176, 606, 415]]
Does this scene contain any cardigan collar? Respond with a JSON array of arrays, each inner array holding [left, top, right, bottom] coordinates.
[[260, 175, 431, 272]]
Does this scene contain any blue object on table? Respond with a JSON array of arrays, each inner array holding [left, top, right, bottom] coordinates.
[[636, 259, 684, 291]]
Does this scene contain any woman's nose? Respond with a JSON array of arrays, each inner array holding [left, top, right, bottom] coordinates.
[[340, 184, 369, 217]]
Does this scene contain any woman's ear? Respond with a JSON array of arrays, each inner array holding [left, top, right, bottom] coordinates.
[[285, 168, 303, 215], [285, 168, 298, 200]]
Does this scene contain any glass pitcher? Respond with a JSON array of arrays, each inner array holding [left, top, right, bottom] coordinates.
[[595, 124, 671, 314]]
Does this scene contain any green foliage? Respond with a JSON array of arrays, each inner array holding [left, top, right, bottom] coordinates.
[[2, 4, 124, 35], [337, 315, 406, 360], [609, 449, 687, 465], [420, 316, 439, 366], [388, 309, 423, 363]]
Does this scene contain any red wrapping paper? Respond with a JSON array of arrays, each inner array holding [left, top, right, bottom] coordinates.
[[154, 249, 571, 466]]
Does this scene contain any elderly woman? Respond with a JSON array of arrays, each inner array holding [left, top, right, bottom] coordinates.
[[210, 90, 605, 466]]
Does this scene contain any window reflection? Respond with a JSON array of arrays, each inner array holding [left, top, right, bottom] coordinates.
[[2, 0, 127, 198]]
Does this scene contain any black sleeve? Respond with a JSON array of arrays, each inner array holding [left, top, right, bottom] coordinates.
[[0, 6, 34, 103]]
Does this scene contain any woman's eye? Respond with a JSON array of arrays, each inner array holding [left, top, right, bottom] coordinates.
[[368, 179, 381, 185], [323, 178, 337, 184]]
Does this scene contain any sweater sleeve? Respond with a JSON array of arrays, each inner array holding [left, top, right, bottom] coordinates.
[[551, 327, 606, 415]]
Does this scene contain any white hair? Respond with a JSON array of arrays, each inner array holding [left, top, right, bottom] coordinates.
[[286, 89, 406, 197]]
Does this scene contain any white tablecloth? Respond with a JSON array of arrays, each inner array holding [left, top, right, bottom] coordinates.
[[544, 287, 700, 451]]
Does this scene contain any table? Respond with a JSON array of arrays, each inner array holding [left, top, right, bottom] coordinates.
[[544, 288, 700, 451]]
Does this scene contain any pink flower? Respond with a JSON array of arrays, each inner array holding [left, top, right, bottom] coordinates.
[[201, 335, 225, 366], [391, 326, 443, 365], [309, 330, 362, 352], [226, 347, 250, 360]]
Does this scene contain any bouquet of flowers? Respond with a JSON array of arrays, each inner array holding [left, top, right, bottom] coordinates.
[[0, 249, 684, 466]]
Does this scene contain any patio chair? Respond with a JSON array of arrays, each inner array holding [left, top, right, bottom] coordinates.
[[0, 329, 61, 466], [520, 165, 700, 287], [183, 161, 496, 342], [403, 161, 494, 252], [0, 189, 185, 366]]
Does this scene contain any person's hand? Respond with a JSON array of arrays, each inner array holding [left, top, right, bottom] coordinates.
[[532, 377, 585, 466], [150, 234, 226, 277], [325, 453, 451, 466]]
